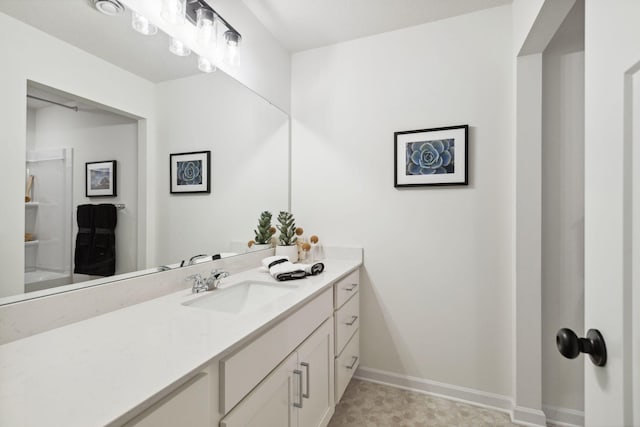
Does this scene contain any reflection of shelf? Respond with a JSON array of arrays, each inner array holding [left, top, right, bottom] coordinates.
[[25, 240, 40, 246], [25, 202, 40, 208]]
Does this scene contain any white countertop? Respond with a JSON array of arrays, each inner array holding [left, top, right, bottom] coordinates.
[[0, 259, 361, 427]]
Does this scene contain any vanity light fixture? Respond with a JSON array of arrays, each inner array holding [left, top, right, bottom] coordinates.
[[93, 0, 124, 16], [96, 0, 242, 72], [131, 11, 158, 35], [185, 0, 243, 69]]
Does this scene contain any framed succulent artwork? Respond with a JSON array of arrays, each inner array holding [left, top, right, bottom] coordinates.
[[170, 150, 211, 194], [394, 125, 468, 187]]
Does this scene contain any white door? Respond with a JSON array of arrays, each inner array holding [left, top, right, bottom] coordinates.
[[584, 1, 640, 425]]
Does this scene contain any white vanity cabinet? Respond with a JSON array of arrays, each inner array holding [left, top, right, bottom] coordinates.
[[220, 268, 361, 427], [333, 269, 360, 402], [122, 266, 360, 427], [220, 319, 334, 427]]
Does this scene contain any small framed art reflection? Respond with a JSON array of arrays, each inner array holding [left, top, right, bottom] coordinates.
[[86, 160, 117, 197], [170, 150, 211, 194]]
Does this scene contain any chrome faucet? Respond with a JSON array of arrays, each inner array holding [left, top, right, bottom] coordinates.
[[187, 274, 208, 293], [188, 254, 210, 265], [205, 269, 230, 290], [187, 270, 230, 293]]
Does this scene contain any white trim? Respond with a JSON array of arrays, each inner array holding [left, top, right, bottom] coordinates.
[[543, 404, 584, 427], [355, 367, 571, 427], [512, 405, 547, 426], [355, 366, 513, 413]]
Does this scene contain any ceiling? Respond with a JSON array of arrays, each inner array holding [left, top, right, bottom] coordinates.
[[241, 0, 512, 52], [1, 0, 512, 83]]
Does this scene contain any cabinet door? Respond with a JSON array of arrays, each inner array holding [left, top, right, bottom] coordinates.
[[221, 352, 299, 427], [298, 319, 334, 427]]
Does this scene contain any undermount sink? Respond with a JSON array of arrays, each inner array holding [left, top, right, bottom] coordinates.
[[182, 281, 295, 314]]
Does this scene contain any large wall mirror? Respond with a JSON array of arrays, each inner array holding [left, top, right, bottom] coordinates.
[[0, 1, 289, 304]]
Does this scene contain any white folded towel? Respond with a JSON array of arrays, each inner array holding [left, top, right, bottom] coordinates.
[[262, 256, 306, 281], [299, 262, 325, 276], [261, 256, 325, 281]]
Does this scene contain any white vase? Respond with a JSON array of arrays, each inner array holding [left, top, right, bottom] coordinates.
[[275, 245, 298, 263], [249, 243, 271, 252]]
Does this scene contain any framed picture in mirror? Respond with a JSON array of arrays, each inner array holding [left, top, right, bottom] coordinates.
[[86, 160, 117, 197], [170, 150, 211, 194]]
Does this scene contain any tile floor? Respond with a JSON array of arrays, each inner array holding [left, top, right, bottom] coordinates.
[[328, 379, 519, 427]]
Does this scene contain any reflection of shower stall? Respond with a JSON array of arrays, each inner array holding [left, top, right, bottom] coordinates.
[[24, 148, 73, 292]]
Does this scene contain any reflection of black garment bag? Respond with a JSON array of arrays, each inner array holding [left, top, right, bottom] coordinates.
[[74, 204, 117, 276]]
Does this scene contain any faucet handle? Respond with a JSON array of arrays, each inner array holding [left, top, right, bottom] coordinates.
[[186, 273, 203, 284], [211, 269, 230, 279]]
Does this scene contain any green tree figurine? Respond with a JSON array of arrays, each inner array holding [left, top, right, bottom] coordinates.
[[277, 211, 298, 246], [254, 211, 275, 244]]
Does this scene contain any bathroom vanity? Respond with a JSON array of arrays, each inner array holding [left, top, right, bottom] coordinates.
[[0, 254, 361, 427]]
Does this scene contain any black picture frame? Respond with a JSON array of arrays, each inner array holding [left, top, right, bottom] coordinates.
[[170, 150, 211, 194], [86, 160, 117, 197], [394, 124, 469, 187]]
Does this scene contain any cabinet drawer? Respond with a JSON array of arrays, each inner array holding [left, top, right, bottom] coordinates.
[[334, 269, 359, 309], [221, 288, 333, 414], [334, 291, 359, 355], [335, 330, 359, 403]]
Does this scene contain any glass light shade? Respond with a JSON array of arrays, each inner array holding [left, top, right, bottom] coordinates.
[[196, 8, 217, 48], [169, 38, 191, 56], [223, 30, 241, 66], [198, 56, 217, 73], [224, 30, 241, 47], [131, 11, 157, 35], [161, 0, 186, 24]]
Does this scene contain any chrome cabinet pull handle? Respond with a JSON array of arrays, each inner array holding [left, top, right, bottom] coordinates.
[[345, 315, 359, 326], [293, 369, 303, 408], [346, 356, 359, 370], [301, 362, 310, 399], [345, 283, 358, 291]]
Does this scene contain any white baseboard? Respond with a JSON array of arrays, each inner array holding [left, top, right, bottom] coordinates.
[[512, 405, 547, 426], [543, 404, 584, 427], [355, 367, 570, 427], [355, 366, 513, 414]]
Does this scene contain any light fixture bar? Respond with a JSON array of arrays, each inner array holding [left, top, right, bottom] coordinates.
[[185, 0, 241, 39]]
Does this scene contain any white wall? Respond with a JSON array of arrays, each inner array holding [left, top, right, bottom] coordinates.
[[541, 0, 584, 415], [292, 5, 514, 397], [155, 72, 289, 266], [0, 12, 156, 298], [30, 105, 139, 278]]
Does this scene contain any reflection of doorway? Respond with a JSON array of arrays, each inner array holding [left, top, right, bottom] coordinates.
[[25, 82, 139, 292]]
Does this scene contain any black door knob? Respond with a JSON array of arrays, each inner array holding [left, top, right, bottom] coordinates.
[[556, 328, 607, 367]]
